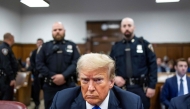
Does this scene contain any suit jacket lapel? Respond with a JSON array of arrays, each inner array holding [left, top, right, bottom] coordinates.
[[173, 76, 178, 96], [108, 90, 122, 109], [71, 92, 86, 109], [186, 76, 190, 93]]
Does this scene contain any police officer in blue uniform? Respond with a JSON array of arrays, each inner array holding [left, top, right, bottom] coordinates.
[[30, 38, 44, 109], [0, 33, 18, 100], [36, 22, 80, 109], [110, 17, 157, 109]]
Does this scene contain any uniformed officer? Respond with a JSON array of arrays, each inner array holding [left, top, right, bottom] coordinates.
[[110, 17, 157, 109], [0, 33, 18, 100], [36, 22, 80, 109], [30, 38, 44, 109]]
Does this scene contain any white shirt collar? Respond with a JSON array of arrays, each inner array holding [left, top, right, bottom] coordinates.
[[176, 73, 186, 81], [86, 91, 110, 109]]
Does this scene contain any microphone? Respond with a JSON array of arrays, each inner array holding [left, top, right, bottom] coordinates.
[[52, 45, 60, 52]]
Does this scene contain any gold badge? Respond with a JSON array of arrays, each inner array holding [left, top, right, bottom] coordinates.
[[2, 48, 8, 55], [148, 44, 154, 52]]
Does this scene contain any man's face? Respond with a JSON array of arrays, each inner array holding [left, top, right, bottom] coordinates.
[[79, 68, 114, 105], [157, 58, 162, 66], [120, 18, 135, 38], [10, 36, 15, 46], [36, 40, 43, 48], [52, 23, 65, 41], [175, 61, 188, 76], [187, 58, 190, 65]]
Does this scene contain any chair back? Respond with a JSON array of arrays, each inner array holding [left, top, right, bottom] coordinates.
[[0, 101, 27, 109]]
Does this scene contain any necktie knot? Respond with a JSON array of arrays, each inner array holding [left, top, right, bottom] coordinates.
[[180, 78, 183, 82], [92, 105, 101, 109]]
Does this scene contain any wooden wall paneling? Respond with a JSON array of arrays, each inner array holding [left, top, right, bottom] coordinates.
[[22, 44, 36, 61], [92, 42, 113, 54], [77, 44, 86, 55], [167, 45, 182, 60], [12, 44, 23, 60], [153, 44, 167, 59], [182, 46, 190, 59]]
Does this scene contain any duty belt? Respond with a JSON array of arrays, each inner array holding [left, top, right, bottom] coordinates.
[[125, 77, 147, 86], [44, 77, 55, 86], [0, 70, 6, 77]]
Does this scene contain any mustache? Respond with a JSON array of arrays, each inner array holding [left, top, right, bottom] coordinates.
[[125, 30, 130, 33]]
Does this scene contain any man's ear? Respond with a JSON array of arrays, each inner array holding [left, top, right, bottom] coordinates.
[[109, 79, 114, 88]]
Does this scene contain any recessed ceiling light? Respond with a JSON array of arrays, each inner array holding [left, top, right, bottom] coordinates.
[[20, 0, 50, 7], [156, 0, 180, 3]]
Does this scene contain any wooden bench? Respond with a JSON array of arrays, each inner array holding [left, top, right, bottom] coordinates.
[[14, 71, 32, 106]]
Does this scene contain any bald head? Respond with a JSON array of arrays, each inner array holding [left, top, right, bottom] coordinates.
[[120, 17, 135, 39], [52, 22, 65, 41], [3, 33, 15, 46]]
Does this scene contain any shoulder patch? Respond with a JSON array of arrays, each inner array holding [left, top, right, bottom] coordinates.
[[148, 44, 154, 52], [2, 48, 8, 55]]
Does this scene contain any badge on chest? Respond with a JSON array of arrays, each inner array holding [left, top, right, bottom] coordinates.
[[136, 44, 143, 53], [66, 45, 73, 53]]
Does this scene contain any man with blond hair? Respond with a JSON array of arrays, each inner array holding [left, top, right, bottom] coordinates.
[[50, 53, 143, 109]]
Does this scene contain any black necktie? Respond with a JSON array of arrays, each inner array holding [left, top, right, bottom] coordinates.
[[125, 41, 133, 78]]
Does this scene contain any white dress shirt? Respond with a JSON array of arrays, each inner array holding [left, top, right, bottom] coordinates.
[[176, 74, 188, 95], [86, 91, 110, 109]]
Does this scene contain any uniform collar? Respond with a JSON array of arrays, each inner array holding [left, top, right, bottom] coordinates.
[[53, 40, 66, 44], [122, 35, 136, 43], [3, 42, 10, 47]]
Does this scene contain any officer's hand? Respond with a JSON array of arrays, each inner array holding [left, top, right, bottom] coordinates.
[[51, 74, 66, 85], [114, 76, 126, 87], [146, 88, 155, 98], [10, 80, 16, 87]]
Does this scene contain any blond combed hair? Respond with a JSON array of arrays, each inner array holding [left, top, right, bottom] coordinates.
[[77, 53, 115, 80]]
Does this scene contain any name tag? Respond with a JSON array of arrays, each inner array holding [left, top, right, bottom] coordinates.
[[57, 50, 63, 53], [137, 50, 143, 53], [136, 44, 143, 53], [67, 49, 73, 53], [137, 45, 142, 50]]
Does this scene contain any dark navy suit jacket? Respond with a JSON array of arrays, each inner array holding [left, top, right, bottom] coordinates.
[[50, 86, 143, 109], [169, 93, 190, 109], [160, 75, 190, 107]]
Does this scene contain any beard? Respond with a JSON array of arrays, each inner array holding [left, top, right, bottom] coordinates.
[[124, 30, 133, 38], [53, 33, 65, 41]]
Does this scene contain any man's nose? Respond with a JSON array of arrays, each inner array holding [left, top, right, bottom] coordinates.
[[88, 80, 95, 91]]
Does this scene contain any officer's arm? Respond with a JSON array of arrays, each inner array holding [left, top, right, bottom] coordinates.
[[145, 41, 157, 89], [61, 44, 80, 79], [160, 79, 171, 107], [9, 48, 19, 80], [36, 44, 56, 77], [30, 50, 36, 70]]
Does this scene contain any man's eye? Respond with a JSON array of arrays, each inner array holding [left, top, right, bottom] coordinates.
[[94, 78, 102, 83], [81, 79, 89, 83]]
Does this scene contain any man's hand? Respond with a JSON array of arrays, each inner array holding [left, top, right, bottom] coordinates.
[[51, 74, 66, 86], [10, 80, 16, 87], [114, 76, 126, 87], [146, 88, 155, 98]]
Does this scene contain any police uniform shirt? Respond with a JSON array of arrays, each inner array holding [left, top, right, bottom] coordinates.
[[110, 36, 157, 89], [36, 40, 80, 79], [0, 42, 18, 80]]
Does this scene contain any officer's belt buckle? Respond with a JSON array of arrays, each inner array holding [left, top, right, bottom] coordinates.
[[129, 78, 135, 85]]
